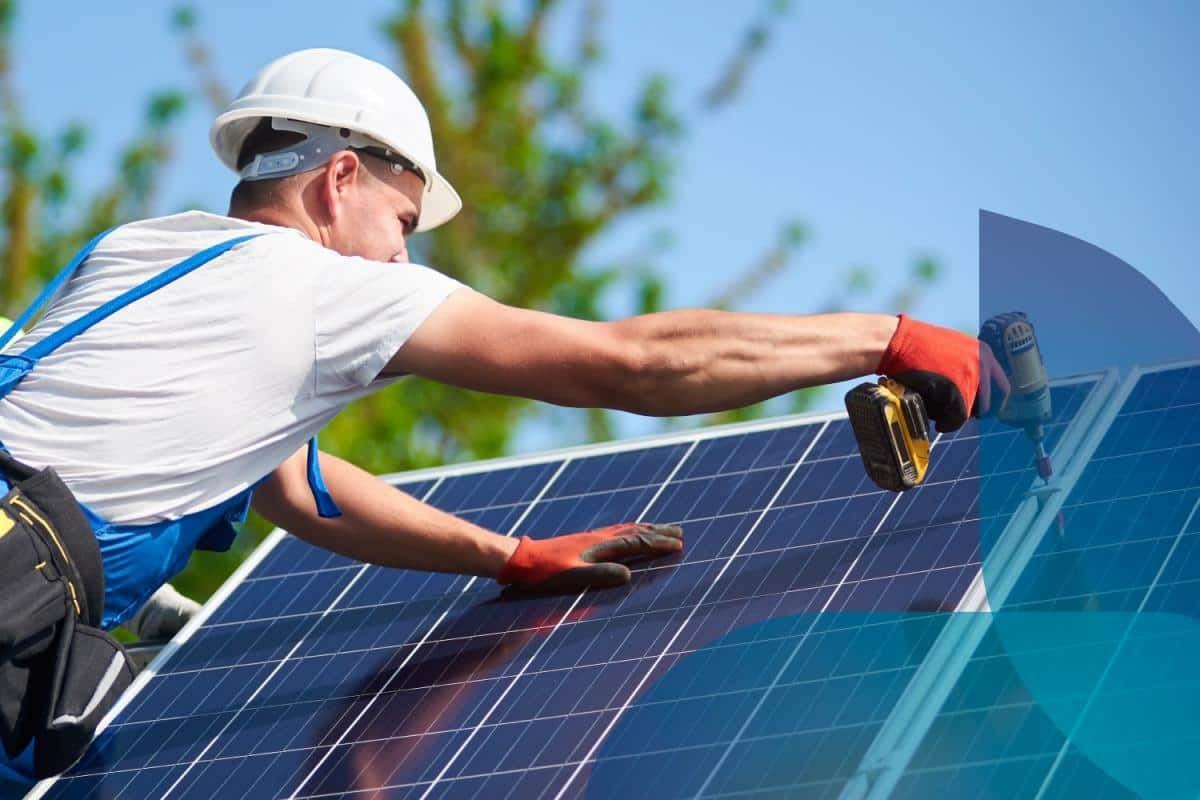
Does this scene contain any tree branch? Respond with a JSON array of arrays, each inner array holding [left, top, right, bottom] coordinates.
[[447, 0, 482, 78], [699, 0, 791, 112], [388, 0, 453, 146], [171, 5, 231, 114]]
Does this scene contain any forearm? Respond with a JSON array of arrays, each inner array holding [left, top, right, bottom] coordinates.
[[252, 449, 518, 577], [608, 310, 899, 415]]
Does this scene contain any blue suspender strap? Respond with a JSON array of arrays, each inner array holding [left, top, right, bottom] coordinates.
[[1, 228, 343, 519], [16, 234, 261, 362], [0, 233, 261, 400], [0, 227, 115, 353], [306, 436, 343, 518]]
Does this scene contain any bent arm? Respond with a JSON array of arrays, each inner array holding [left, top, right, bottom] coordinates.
[[251, 447, 518, 576], [388, 289, 899, 416]]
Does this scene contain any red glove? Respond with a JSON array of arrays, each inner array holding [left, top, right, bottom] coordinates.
[[878, 314, 1010, 432], [498, 523, 684, 594]]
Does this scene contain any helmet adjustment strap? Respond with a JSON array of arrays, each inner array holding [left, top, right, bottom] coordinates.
[[239, 118, 424, 184]]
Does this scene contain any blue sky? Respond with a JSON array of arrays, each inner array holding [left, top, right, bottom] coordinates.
[[11, 1, 1198, 435]]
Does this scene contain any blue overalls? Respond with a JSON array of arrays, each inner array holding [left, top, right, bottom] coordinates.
[[0, 227, 342, 631]]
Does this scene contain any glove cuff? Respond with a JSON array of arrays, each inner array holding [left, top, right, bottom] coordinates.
[[877, 313, 914, 375], [878, 314, 976, 376], [497, 536, 540, 585]]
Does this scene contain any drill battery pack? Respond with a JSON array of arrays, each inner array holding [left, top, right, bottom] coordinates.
[[845, 378, 932, 492]]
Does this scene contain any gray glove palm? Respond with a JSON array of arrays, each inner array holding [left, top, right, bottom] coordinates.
[[125, 583, 200, 641]]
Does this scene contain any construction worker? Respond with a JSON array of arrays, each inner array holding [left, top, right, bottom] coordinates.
[[0, 48, 1007, 785]]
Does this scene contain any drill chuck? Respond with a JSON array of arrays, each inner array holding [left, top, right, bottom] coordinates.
[[1030, 428, 1052, 480]]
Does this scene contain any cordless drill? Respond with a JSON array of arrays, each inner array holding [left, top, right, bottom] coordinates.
[[979, 312, 1065, 536], [846, 312, 1053, 493], [979, 312, 1053, 480]]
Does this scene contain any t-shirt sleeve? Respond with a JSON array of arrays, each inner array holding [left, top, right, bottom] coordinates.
[[312, 252, 464, 393]]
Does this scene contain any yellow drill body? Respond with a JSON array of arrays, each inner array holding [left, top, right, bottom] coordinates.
[[845, 377, 932, 492]]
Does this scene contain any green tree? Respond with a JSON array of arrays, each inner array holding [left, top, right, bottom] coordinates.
[[1, 0, 940, 605]]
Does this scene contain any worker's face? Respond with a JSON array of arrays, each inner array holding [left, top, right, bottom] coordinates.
[[323, 152, 424, 263]]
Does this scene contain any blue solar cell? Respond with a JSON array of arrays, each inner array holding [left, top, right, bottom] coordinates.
[[161, 613, 315, 674], [1122, 365, 1200, 414], [38, 376, 1106, 800], [549, 444, 690, 497], [252, 533, 357, 578], [121, 661, 266, 724], [427, 462, 559, 511], [206, 568, 361, 624], [1005, 370, 1200, 615]]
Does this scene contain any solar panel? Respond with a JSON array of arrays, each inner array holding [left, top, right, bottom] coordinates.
[[843, 362, 1200, 799], [31, 373, 1109, 800]]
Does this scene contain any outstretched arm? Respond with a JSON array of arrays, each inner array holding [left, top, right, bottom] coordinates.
[[390, 291, 1002, 430], [388, 290, 899, 416], [251, 447, 517, 576], [251, 447, 682, 589]]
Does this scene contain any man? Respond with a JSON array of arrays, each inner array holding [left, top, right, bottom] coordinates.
[[0, 48, 1004, 784]]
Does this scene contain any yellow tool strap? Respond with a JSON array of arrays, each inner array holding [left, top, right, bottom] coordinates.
[[9, 494, 82, 616]]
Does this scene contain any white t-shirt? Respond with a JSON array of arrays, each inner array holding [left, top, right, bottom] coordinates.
[[0, 211, 463, 524]]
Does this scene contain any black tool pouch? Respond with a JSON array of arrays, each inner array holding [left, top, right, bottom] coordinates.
[[0, 450, 134, 778]]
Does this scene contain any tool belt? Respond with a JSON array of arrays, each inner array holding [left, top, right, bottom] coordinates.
[[0, 450, 134, 779]]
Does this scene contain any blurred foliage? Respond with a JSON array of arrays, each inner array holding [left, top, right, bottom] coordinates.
[[0, 0, 942, 607]]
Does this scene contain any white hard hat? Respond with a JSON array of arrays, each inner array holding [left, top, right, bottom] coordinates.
[[210, 48, 461, 232]]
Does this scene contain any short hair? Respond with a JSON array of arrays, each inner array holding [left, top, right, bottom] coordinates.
[[227, 119, 307, 212]]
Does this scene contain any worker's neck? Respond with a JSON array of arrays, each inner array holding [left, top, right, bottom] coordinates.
[[228, 203, 325, 247]]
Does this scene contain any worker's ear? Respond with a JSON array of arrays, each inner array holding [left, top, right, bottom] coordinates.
[[319, 150, 363, 222]]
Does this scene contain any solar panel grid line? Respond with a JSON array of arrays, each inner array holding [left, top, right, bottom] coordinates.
[[1030, 493, 1200, 800], [414, 591, 588, 800], [24, 523, 294, 800], [154, 478, 449, 798], [196, 448, 691, 796], [287, 453, 689, 796], [569, 424, 950, 795], [375, 409, 849, 487], [688, 480, 910, 799], [282, 456, 578, 799], [33, 385, 1110, 799], [948, 372, 1120, 618], [859, 373, 1113, 745], [425, 454, 735, 794], [263, 463, 574, 793], [827, 435, 977, 618], [255, 583, 946, 759], [490, 434, 818, 741], [867, 363, 1198, 798], [968, 375, 1124, 611], [28, 478, 448, 797], [1029, 362, 1200, 800], [414, 625, 926, 731], [246, 462, 978, 651], [836, 372, 1117, 800], [409, 439, 703, 800], [36, 482, 446, 796], [540, 421, 834, 800]]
